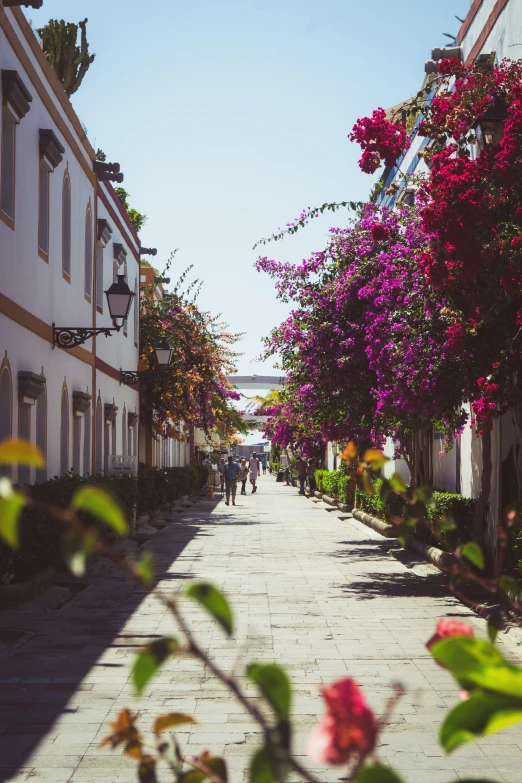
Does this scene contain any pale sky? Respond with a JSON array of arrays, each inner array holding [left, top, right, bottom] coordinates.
[[27, 1, 469, 441]]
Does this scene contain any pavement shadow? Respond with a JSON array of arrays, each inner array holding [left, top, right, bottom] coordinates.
[[329, 543, 399, 562], [0, 500, 215, 780], [338, 570, 451, 601]]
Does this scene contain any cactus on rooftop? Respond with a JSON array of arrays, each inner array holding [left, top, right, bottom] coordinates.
[[38, 18, 95, 97]]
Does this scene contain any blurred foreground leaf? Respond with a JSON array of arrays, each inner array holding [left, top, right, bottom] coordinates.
[[440, 690, 522, 751], [354, 764, 404, 782], [133, 551, 155, 587], [460, 542, 485, 570], [132, 637, 179, 695], [247, 663, 291, 718], [0, 439, 45, 468], [185, 582, 233, 636], [72, 486, 128, 535], [153, 713, 195, 734], [0, 478, 26, 548], [181, 757, 228, 783], [250, 747, 276, 783]]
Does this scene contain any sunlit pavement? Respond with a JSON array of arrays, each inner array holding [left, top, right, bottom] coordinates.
[[0, 476, 521, 783]]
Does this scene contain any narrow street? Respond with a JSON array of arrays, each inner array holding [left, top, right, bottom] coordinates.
[[1, 478, 521, 783]]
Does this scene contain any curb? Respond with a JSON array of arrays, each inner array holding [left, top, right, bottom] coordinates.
[[350, 509, 455, 569], [0, 566, 57, 608], [321, 494, 337, 507], [352, 509, 396, 538]]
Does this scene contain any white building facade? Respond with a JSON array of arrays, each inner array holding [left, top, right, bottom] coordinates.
[[0, 5, 139, 481]]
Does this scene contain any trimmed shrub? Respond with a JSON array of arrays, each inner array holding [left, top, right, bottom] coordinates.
[[322, 471, 339, 499], [338, 475, 356, 507], [314, 469, 329, 493]]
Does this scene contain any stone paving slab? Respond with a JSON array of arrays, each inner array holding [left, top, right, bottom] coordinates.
[[0, 478, 521, 782]]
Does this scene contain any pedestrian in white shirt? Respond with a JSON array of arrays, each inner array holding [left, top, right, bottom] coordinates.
[[248, 452, 260, 493]]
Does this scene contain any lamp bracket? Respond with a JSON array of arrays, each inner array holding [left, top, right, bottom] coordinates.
[[120, 370, 142, 386], [52, 325, 118, 350]]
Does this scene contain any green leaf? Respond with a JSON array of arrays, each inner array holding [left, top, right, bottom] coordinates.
[[354, 764, 405, 783], [0, 478, 26, 548], [412, 486, 434, 505], [132, 637, 179, 695], [182, 758, 228, 783], [431, 637, 505, 675], [460, 542, 485, 570], [185, 582, 233, 636], [134, 551, 155, 587], [250, 747, 276, 783], [0, 439, 45, 468], [464, 664, 522, 699], [153, 713, 195, 734], [499, 576, 522, 596], [363, 449, 389, 470], [62, 530, 97, 577], [247, 664, 291, 718], [390, 473, 408, 492], [71, 486, 128, 535], [487, 621, 498, 644], [440, 691, 522, 751]]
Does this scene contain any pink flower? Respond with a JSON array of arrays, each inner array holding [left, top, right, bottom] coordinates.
[[307, 678, 377, 766], [511, 236, 521, 248], [371, 224, 389, 241], [426, 618, 474, 654]]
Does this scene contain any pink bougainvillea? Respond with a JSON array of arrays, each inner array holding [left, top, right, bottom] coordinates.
[[307, 678, 377, 766], [348, 108, 410, 174]]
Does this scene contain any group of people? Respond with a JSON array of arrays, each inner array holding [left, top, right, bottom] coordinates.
[[220, 452, 265, 506]]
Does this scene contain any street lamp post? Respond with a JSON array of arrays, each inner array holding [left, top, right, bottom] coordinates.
[[53, 275, 134, 349], [120, 339, 173, 385]]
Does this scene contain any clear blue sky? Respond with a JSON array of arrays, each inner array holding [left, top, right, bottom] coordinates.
[[28, 0, 468, 413]]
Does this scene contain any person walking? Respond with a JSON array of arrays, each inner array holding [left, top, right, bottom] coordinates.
[[307, 458, 317, 495], [296, 456, 307, 495], [248, 452, 260, 493], [219, 458, 226, 494], [262, 457, 267, 475], [222, 456, 240, 506], [238, 459, 249, 495]]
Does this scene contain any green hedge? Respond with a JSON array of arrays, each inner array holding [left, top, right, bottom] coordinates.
[[355, 480, 476, 550], [0, 465, 208, 585], [314, 469, 329, 493], [312, 471, 476, 551], [338, 475, 356, 507]]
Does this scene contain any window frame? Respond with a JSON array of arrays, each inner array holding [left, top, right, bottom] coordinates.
[[84, 201, 93, 300], [62, 170, 72, 282], [0, 105, 17, 229], [38, 156, 52, 261]]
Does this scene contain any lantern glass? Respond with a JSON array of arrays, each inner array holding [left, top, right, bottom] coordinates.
[[105, 275, 134, 321], [155, 338, 173, 366], [473, 97, 509, 151]]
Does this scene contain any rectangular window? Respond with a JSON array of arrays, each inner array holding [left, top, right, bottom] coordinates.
[[38, 158, 51, 256], [18, 403, 31, 484], [96, 243, 104, 311], [83, 409, 91, 475], [1, 107, 16, 222], [85, 206, 93, 298], [73, 416, 81, 475], [134, 280, 139, 346]]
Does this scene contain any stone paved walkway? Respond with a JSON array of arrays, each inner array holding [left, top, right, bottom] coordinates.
[[1, 477, 522, 783]]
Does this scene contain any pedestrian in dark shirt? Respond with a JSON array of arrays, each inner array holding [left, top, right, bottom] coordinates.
[[222, 456, 241, 506]]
